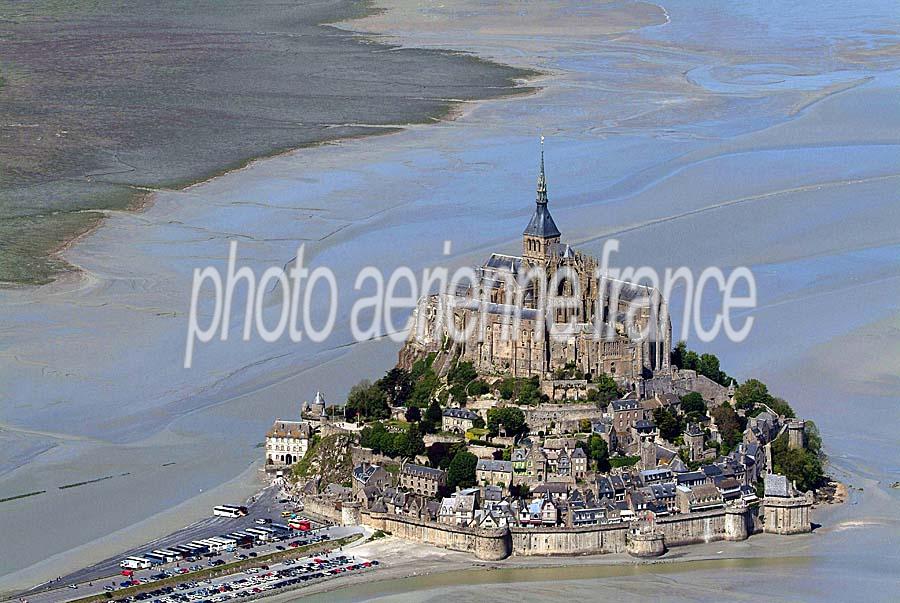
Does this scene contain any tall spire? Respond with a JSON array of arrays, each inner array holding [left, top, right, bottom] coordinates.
[[536, 135, 548, 205], [523, 135, 561, 240]]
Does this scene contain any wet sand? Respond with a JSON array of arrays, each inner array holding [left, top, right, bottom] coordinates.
[[3, 0, 900, 599], [0, 0, 528, 284]]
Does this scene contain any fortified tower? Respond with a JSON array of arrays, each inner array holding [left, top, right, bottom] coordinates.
[[762, 473, 812, 535], [684, 423, 705, 462], [627, 517, 666, 557], [724, 501, 751, 541], [787, 419, 805, 450]]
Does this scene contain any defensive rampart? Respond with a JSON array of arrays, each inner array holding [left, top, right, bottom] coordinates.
[[350, 506, 756, 559], [361, 511, 511, 560]]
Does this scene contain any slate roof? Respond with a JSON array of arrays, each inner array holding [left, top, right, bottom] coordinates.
[[611, 399, 641, 411], [476, 459, 514, 473], [484, 253, 522, 274], [764, 473, 792, 497], [532, 482, 569, 496], [442, 408, 479, 420], [401, 463, 446, 480], [668, 457, 688, 473], [676, 471, 707, 485], [267, 420, 311, 439], [352, 463, 384, 485], [483, 485, 504, 502]]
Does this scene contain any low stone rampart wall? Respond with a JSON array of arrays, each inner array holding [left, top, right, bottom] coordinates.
[[353, 507, 757, 560], [361, 511, 511, 560]]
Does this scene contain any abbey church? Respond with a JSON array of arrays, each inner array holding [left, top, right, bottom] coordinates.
[[401, 148, 672, 393]]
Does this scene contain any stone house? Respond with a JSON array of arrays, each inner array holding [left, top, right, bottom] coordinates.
[[531, 481, 570, 501], [441, 408, 479, 433], [609, 399, 645, 432], [511, 447, 529, 473], [571, 447, 588, 478], [438, 487, 480, 526], [524, 444, 548, 480], [351, 462, 391, 495], [399, 462, 446, 497], [762, 474, 812, 534], [265, 419, 312, 467], [676, 483, 724, 513], [476, 459, 514, 490], [591, 419, 619, 453], [643, 482, 677, 514], [519, 497, 559, 526]]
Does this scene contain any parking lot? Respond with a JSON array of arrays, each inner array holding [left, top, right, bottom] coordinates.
[[18, 489, 365, 603], [106, 551, 377, 603]]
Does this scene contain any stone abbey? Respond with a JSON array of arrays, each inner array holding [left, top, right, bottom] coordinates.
[[401, 146, 672, 391]]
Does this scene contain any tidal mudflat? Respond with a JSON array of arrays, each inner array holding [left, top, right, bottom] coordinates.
[[0, 0, 528, 284], [2, 0, 899, 600]]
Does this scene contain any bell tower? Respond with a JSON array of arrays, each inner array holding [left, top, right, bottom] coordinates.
[[523, 137, 561, 265]]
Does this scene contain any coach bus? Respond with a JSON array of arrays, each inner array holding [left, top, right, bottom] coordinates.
[[213, 505, 248, 518], [120, 557, 152, 570]]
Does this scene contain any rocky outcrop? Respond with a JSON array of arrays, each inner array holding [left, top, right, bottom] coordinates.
[[291, 432, 356, 489]]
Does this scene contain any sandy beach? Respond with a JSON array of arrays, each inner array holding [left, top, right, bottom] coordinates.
[[2, 0, 900, 600]]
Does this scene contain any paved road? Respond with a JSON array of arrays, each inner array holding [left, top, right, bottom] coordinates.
[[18, 486, 352, 603]]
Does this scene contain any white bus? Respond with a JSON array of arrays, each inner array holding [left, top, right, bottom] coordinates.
[[120, 557, 152, 570], [196, 538, 226, 554], [152, 549, 181, 562], [209, 536, 236, 551], [213, 505, 248, 518], [244, 527, 270, 543]]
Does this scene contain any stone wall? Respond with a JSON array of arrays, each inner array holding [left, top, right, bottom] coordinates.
[[510, 507, 753, 556], [350, 506, 757, 560], [301, 497, 343, 524], [656, 509, 727, 546], [361, 511, 511, 560], [642, 369, 730, 406], [510, 523, 628, 555], [522, 403, 606, 435]]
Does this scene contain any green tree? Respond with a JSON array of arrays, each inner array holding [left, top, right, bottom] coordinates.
[[447, 450, 478, 490], [344, 380, 390, 421], [653, 407, 682, 442], [734, 378, 774, 412], [697, 353, 730, 385], [376, 367, 413, 406], [579, 418, 592, 433], [423, 398, 443, 433], [447, 361, 478, 387], [409, 368, 440, 407], [398, 423, 426, 458], [672, 342, 731, 385], [589, 373, 622, 407], [710, 402, 746, 453], [768, 396, 796, 419], [588, 434, 610, 472], [410, 353, 436, 381], [486, 406, 526, 436], [427, 441, 467, 470], [498, 376, 544, 405], [680, 392, 707, 421], [449, 383, 467, 405], [404, 405, 421, 423], [771, 434, 824, 491], [468, 380, 491, 396]]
